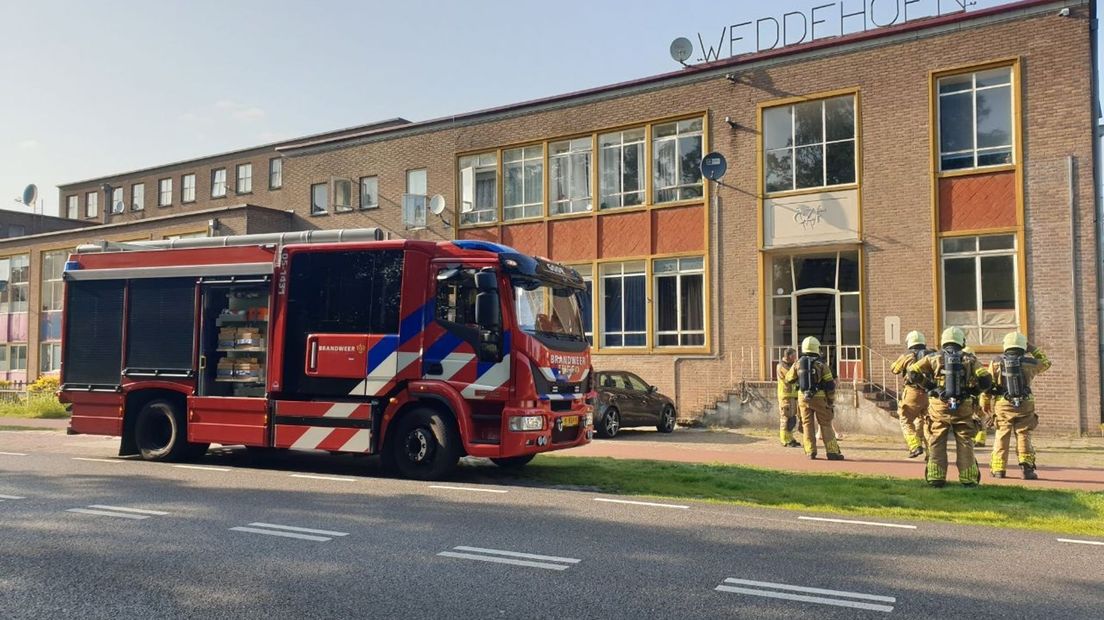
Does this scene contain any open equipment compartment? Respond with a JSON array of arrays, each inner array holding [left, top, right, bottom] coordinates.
[[197, 277, 271, 398]]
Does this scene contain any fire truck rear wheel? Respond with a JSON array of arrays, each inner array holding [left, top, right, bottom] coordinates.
[[389, 408, 460, 480], [490, 454, 536, 469], [134, 399, 190, 462]]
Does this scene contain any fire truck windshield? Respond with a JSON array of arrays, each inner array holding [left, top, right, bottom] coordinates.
[[513, 282, 586, 342]]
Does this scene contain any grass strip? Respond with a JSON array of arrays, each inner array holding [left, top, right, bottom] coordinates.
[[0, 393, 69, 419], [491, 455, 1104, 538]]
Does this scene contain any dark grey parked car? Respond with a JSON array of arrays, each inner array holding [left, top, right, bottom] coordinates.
[[593, 371, 677, 438]]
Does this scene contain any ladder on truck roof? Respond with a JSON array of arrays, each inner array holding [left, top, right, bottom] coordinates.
[[74, 228, 387, 254]]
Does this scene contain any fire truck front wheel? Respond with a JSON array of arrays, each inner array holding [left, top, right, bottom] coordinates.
[[134, 399, 203, 462], [387, 408, 461, 480]]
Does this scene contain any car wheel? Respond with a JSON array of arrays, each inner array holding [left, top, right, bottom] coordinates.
[[597, 408, 620, 439], [134, 399, 189, 462], [657, 406, 676, 433], [490, 454, 536, 469], [388, 408, 460, 480]]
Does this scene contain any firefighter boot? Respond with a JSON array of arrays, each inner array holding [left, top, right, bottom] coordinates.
[[908, 446, 924, 459], [826, 453, 845, 461], [1021, 463, 1038, 480], [991, 470, 1006, 479]]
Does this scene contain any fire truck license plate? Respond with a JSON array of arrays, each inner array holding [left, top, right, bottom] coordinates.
[[561, 415, 579, 427]]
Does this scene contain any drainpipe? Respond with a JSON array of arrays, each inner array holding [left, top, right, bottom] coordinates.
[[1092, 0, 1104, 435], [673, 177, 724, 423], [1069, 156, 1084, 433]]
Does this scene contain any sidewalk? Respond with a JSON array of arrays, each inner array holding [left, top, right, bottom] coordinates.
[[555, 428, 1104, 492], [0, 416, 68, 430], [7, 416, 1103, 492]]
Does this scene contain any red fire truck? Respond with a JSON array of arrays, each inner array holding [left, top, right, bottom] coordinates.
[[59, 229, 593, 479]]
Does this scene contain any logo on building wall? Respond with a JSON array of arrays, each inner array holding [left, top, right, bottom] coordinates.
[[793, 204, 825, 231]]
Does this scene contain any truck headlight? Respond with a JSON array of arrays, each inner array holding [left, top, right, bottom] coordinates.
[[509, 415, 544, 432]]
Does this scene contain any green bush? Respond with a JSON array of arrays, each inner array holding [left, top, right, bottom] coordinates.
[[0, 390, 68, 419]]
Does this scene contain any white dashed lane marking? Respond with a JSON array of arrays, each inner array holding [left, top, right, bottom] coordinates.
[[0, 494, 26, 500], [438, 546, 581, 571], [594, 497, 689, 510], [66, 505, 170, 520], [715, 578, 896, 613], [798, 516, 917, 530], [230, 522, 350, 542], [0, 451, 28, 456], [71, 457, 123, 464], [173, 464, 231, 472], [1057, 538, 1104, 547], [289, 474, 357, 482], [429, 485, 509, 494]]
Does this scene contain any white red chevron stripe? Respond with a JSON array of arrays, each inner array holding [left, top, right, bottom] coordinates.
[[275, 426, 373, 453], [275, 401, 373, 420]]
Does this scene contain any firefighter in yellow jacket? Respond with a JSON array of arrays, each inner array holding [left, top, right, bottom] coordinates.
[[987, 332, 1051, 480], [908, 327, 992, 487], [890, 331, 930, 459], [776, 348, 801, 448], [784, 337, 843, 460]]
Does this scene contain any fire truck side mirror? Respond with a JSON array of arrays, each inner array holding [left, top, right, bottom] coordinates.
[[475, 291, 500, 331], [474, 268, 498, 292]]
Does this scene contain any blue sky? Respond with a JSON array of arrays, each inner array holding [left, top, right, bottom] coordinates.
[[0, 0, 1086, 216]]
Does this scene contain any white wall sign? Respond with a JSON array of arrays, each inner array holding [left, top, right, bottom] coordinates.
[[764, 188, 860, 248], [885, 316, 901, 346]]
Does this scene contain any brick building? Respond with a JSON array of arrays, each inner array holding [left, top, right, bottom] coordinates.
[[3, 0, 1099, 433]]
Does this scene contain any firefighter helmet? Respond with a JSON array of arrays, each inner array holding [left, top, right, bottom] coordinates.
[[1003, 331, 1028, 352], [940, 326, 966, 348], [801, 336, 821, 355], [906, 331, 926, 349]]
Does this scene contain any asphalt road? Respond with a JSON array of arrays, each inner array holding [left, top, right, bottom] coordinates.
[[1, 430, 1102, 619]]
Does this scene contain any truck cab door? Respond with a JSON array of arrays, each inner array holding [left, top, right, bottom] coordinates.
[[425, 266, 511, 399]]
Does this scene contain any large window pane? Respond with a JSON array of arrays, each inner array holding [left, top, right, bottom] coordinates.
[[654, 257, 705, 348], [772, 256, 793, 295], [504, 146, 543, 221], [825, 97, 855, 141], [939, 92, 973, 154], [601, 262, 646, 348], [763, 95, 855, 193], [765, 150, 793, 194], [840, 294, 861, 346], [980, 256, 1015, 310], [550, 139, 592, 215], [793, 101, 823, 146], [763, 107, 793, 150], [653, 119, 704, 203], [793, 255, 836, 290], [943, 257, 977, 312], [938, 67, 1014, 171], [826, 141, 855, 186], [772, 297, 792, 349], [311, 183, 328, 215], [599, 129, 645, 210], [837, 252, 859, 292], [976, 87, 1012, 149], [460, 154, 497, 225], [795, 145, 824, 189]]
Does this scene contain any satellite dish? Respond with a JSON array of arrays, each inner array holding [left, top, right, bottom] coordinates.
[[429, 194, 447, 216], [113, 200, 126, 214], [669, 37, 693, 64], [21, 184, 37, 207], [700, 152, 728, 181]]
